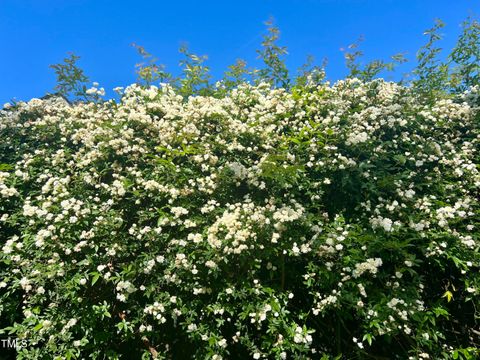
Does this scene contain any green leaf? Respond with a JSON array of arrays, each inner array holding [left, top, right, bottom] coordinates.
[[362, 333, 373, 346], [442, 290, 453, 302], [91, 273, 101, 285], [0, 164, 13, 171]]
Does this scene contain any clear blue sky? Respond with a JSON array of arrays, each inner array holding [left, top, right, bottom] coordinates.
[[1, 0, 479, 103]]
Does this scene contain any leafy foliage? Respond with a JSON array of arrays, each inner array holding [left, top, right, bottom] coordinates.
[[449, 17, 480, 91], [132, 43, 173, 86], [1, 15, 479, 360], [256, 18, 290, 89], [49, 53, 91, 101], [342, 36, 408, 82], [413, 19, 451, 95], [178, 44, 212, 97]]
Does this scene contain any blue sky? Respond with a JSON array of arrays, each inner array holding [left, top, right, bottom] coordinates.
[[1, 0, 479, 103]]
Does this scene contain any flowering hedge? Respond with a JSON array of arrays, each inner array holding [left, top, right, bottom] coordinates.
[[0, 77, 479, 359]]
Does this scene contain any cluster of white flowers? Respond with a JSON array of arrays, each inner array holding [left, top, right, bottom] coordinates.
[[0, 171, 18, 197], [85, 82, 106, 97], [292, 326, 313, 345], [370, 216, 395, 232], [144, 302, 167, 324], [116, 280, 136, 302], [227, 161, 249, 180], [0, 78, 478, 358], [346, 131, 369, 145], [352, 258, 383, 278]]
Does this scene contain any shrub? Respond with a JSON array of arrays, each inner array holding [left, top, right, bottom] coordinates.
[[0, 18, 479, 360]]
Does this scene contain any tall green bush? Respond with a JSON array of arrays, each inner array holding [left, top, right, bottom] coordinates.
[[0, 17, 479, 360]]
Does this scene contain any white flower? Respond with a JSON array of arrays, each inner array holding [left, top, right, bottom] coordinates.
[[171, 206, 189, 218], [42, 320, 52, 329], [346, 131, 369, 145], [205, 260, 217, 268], [228, 162, 248, 180], [66, 318, 78, 328], [370, 216, 394, 232], [353, 258, 383, 278], [218, 338, 227, 348], [97, 265, 106, 272]]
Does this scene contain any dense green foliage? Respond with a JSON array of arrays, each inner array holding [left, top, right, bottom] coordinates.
[[0, 18, 479, 360]]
